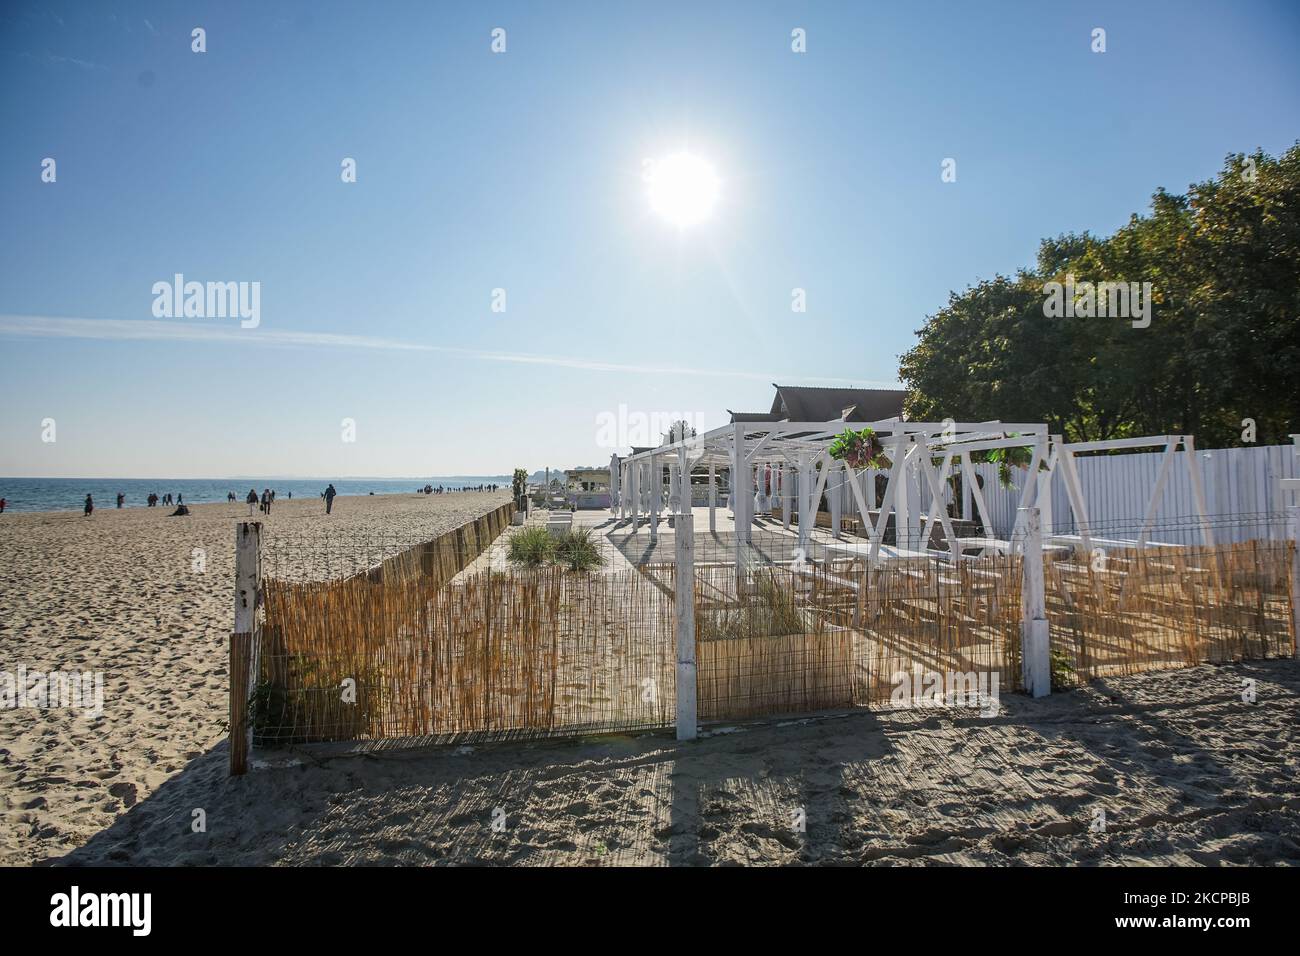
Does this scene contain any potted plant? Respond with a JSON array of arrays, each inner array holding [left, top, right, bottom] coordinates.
[[978, 434, 1048, 488], [828, 426, 892, 470]]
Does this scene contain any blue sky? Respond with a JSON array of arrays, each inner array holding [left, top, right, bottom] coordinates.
[[1, 0, 1297, 478]]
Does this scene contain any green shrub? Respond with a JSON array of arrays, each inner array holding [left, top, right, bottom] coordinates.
[[554, 527, 603, 571], [508, 525, 555, 566]]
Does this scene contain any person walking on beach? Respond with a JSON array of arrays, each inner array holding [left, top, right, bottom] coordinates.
[[324, 483, 337, 515], [83, 494, 94, 517], [261, 488, 272, 515], [0, 497, 6, 513], [246, 488, 258, 516], [116, 493, 124, 508]]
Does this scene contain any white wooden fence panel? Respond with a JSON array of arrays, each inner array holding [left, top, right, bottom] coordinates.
[[951, 443, 1300, 544]]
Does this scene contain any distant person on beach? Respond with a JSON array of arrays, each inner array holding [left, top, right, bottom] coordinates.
[[325, 483, 337, 514], [0, 497, 6, 513], [227, 492, 236, 503], [176, 493, 183, 506], [246, 488, 258, 516], [260, 489, 271, 515], [116, 493, 124, 508], [83, 494, 93, 517]]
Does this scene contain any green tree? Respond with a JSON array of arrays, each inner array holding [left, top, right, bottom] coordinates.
[[900, 144, 1300, 446]]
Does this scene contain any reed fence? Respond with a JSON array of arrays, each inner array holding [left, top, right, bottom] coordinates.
[[230, 504, 1299, 772], [256, 566, 674, 744], [690, 539, 1023, 720], [1045, 537, 1294, 686]]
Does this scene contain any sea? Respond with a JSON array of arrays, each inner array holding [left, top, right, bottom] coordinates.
[[0, 477, 513, 513]]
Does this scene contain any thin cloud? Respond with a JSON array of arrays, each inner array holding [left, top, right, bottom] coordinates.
[[0, 314, 897, 388], [19, 51, 104, 71]]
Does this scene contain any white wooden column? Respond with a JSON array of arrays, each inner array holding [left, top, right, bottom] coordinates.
[[901, 442, 922, 550], [609, 454, 620, 517], [674, 489, 697, 740], [733, 423, 750, 544], [830, 461, 844, 539], [1019, 506, 1050, 697], [796, 453, 813, 551], [782, 463, 793, 530], [708, 461, 717, 532], [649, 455, 659, 537], [1290, 505, 1300, 659], [628, 464, 638, 531]]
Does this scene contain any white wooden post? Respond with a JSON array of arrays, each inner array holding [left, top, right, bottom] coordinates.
[[1290, 505, 1300, 659], [795, 453, 811, 551], [675, 490, 698, 740], [896, 445, 914, 550], [609, 454, 620, 517], [231, 521, 262, 775], [830, 461, 843, 539], [733, 423, 750, 544], [708, 461, 717, 532], [1036, 458, 1054, 534], [1182, 436, 1215, 549], [624, 463, 634, 530], [649, 454, 659, 537], [1019, 506, 1050, 697], [782, 463, 793, 530]]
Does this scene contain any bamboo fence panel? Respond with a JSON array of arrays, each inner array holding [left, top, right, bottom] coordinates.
[[1045, 538, 1294, 686], [257, 566, 675, 745], [693, 554, 1023, 720]]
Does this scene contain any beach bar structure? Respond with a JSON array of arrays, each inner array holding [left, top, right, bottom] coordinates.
[[614, 417, 1063, 558], [230, 418, 1296, 770]]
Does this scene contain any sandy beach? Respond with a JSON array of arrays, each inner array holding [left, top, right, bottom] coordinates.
[[2, 492, 1298, 867], [48, 660, 1300, 865], [0, 491, 508, 866]]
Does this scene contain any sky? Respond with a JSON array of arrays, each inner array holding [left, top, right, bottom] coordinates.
[[1, 0, 1297, 479]]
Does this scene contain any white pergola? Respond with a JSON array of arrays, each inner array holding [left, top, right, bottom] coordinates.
[[613, 417, 1055, 567]]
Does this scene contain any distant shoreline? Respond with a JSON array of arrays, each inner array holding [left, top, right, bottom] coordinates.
[[0, 478, 512, 515]]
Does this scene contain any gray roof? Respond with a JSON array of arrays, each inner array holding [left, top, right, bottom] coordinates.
[[769, 384, 906, 423], [726, 409, 781, 423]]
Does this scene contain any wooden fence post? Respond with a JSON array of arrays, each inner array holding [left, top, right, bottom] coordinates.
[[231, 521, 262, 775], [1019, 506, 1050, 697], [675, 496, 697, 741], [1290, 505, 1300, 658]]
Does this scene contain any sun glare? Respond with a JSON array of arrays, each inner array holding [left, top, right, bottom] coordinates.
[[646, 152, 720, 228]]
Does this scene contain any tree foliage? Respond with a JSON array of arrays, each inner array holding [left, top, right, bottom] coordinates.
[[899, 145, 1300, 445]]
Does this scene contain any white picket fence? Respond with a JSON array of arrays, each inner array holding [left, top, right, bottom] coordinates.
[[961, 442, 1300, 544]]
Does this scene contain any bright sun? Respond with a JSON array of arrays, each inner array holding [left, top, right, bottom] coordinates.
[[646, 152, 720, 227]]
